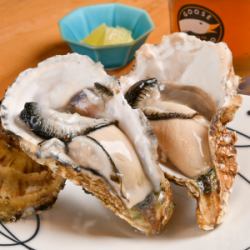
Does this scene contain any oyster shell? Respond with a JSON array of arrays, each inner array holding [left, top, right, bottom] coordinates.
[[121, 33, 241, 230], [0, 122, 64, 222], [0, 54, 173, 234]]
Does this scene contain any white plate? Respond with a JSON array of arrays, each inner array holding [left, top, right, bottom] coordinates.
[[1, 96, 250, 250]]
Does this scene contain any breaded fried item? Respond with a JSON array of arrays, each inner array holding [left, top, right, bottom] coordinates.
[[0, 126, 65, 222]]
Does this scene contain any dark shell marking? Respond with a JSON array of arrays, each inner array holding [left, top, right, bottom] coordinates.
[[197, 169, 217, 194], [94, 82, 114, 98], [144, 110, 198, 121], [20, 102, 113, 142], [125, 78, 199, 121], [125, 78, 158, 108], [20, 102, 52, 140]]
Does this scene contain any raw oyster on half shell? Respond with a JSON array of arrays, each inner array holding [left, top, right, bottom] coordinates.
[[0, 54, 173, 234], [121, 33, 241, 230]]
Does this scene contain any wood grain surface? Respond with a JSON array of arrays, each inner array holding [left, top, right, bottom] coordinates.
[[0, 0, 170, 98]]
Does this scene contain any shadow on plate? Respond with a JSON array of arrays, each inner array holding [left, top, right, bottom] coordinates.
[[40, 182, 206, 239], [157, 184, 207, 240]]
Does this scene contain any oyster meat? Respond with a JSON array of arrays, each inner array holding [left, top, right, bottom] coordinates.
[[121, 33, 241, 230], [125, 78, 213, 178], [0, 54, 173, 234]]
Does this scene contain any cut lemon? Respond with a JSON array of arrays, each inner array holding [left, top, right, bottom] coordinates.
[[82, 24, 134, 46], [82, 24, 106, 46]]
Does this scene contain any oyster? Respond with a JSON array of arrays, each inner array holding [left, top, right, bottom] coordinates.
[[121, 33, 241, 230], [0, 54, 173, 234], [0, 122, 64, 222]]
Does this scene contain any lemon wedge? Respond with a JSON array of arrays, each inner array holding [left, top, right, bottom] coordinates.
[[82, 24, 106, 46], [82, 24, 134, 46]]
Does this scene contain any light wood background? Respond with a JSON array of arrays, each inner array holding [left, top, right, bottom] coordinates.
[[0, 0, 170, 98]]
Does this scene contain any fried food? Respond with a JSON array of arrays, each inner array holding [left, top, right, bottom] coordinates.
[[0, 126, 65, 222]]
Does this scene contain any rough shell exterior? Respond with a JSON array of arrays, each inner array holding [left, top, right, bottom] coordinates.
[[20, 129, 173, 235]]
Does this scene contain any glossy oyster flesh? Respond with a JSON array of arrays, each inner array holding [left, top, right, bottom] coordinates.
[[121, 33, 241, 230], [125, 78, 213, 179], [0, 54, 173, 234]]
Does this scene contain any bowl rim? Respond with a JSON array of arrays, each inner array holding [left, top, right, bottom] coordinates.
[[58, 3, 155, 49]]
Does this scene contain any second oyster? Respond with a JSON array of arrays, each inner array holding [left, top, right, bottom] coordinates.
[[121, 33, 241, 230]]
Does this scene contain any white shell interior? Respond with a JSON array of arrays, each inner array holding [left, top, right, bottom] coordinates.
[[1, 54, 114, 145], [120, 32, 240, 105]]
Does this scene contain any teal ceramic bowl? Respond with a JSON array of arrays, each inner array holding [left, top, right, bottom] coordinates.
[[58, 3, 154, 69]]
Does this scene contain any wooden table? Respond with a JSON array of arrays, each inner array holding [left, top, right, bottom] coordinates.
[[0, 0, 170, 98]]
